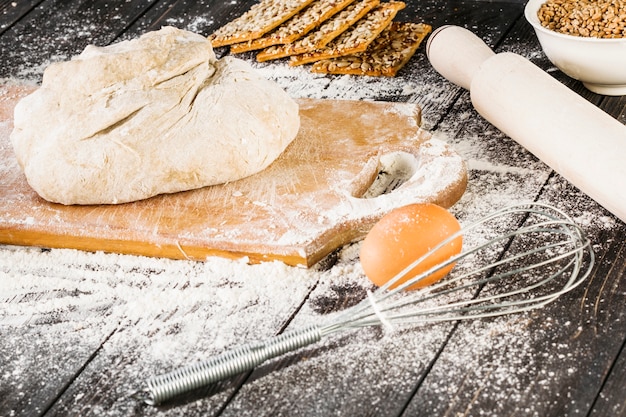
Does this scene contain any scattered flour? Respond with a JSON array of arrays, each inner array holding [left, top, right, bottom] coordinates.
[[0, 19, 620, 416]]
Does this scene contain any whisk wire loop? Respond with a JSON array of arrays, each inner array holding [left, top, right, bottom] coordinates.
[[142, 203, 594, 405], [376, 209, 589, 298]]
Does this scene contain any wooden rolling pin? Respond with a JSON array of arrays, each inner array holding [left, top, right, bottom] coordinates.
[[426, 25, 626, 224]]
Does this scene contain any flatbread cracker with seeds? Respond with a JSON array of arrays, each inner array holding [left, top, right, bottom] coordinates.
[[209, 0, 316, 47], [256, 0, 379, 61], [311, 22, 431, 76], [230, 0, 355, 54], [289, 1, 405, 66]]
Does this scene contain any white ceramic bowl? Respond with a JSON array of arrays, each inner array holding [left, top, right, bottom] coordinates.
[[524, 0, 626, 96]]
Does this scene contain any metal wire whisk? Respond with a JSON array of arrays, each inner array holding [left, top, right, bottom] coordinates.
[[141, 203, 594, 405]]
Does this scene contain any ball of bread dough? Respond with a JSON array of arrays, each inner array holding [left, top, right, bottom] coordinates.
[[10, 26, 300, 205]]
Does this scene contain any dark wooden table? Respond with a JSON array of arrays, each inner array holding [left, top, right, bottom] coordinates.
[[1, 1, 625, 416]]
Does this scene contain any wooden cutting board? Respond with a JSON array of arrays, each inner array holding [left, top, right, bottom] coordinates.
[[0, 83, 467, 267]]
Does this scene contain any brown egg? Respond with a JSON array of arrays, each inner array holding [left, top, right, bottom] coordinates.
[[360, 203, 462, 290]]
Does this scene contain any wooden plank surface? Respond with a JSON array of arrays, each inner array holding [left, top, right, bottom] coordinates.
[[0, 0, 159, 80], [0, 0, 42, 35], [0, 0, 625, 416]]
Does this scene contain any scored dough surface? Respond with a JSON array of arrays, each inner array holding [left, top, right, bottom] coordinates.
[[10, 27, 300, 205]]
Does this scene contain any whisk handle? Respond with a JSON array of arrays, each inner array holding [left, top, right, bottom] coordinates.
[[143, 324, 322, 405]]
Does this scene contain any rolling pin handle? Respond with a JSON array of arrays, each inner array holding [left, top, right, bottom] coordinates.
[[426, 25, 496, 90]]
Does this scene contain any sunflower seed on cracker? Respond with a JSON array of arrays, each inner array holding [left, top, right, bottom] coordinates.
[[209, 0, 316, 47], [289, 1, 405, 66], [311, 22, 431, 76], [230, 0, 356, 54], [256, 0, 379, 61]]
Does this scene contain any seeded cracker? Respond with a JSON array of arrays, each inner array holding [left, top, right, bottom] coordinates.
[[209, 0, 316, 47], [289, 1, 405, 66], [230, 0, 356, 54], [312, 22, 431, 76], [257, 0, 380, 61]]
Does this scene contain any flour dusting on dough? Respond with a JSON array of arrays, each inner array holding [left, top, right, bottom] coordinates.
[[10, 27, 300, 205]]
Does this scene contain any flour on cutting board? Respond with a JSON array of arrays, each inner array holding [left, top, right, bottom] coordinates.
[[0, 85, 466, 265]]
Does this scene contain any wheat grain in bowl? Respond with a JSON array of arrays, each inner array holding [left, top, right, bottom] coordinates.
[[525, 0, 626, 95]]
